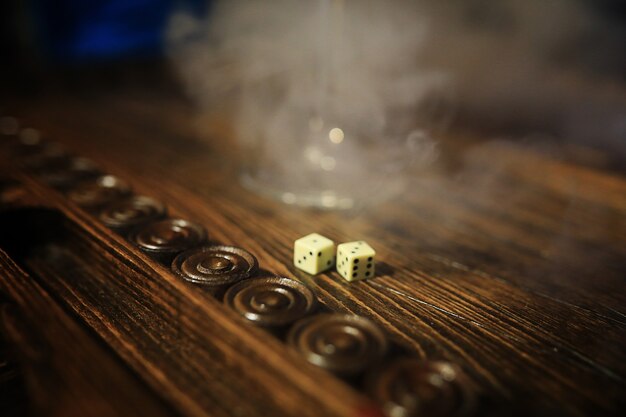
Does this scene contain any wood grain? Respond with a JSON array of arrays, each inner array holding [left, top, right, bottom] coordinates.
[[0, 183, 368, 417], [0, 249, 177, 417], [1, 91, 625, 416]]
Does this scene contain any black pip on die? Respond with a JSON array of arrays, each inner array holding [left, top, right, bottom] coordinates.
[[294, 233, 336, 274], [337, 241, 375, 281]]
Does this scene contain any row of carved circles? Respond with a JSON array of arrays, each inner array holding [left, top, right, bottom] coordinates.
[[1, 118, 476, 417]]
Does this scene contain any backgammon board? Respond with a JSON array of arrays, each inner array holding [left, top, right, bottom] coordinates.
[[1, 91, 625, 417]]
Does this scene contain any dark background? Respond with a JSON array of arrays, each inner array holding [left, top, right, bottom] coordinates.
[[0, 0, 209, 91], [1, 0, 624, 86], [0, 0, 625, 165]]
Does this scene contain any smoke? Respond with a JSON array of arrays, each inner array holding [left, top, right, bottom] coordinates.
[[167, 0, 445, 207], [167, 0, 625, 208], [412, 0, 626, 156]]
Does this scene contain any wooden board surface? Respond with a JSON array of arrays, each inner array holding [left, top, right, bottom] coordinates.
[[1, 91, 625, 417], [0, 250, 178, 417]]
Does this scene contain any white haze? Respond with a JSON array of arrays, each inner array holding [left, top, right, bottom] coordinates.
[[166, 0, 625, 209], [167, 0, 448, 208]]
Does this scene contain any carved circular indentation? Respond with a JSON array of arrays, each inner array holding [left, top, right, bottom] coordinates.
[[36, 157, 100, 188], [287, 313, 388, 375], [9, 128, 44, 154], [99, 196, 166, 232], [129, 218, 207, 262], [0, 116, 19, 137], [172, 245, 258, 290], [20, 143, 68, 169], [224, 276, 317, 328], [67, 175, 131, 209], [367, 359, 475, 417]]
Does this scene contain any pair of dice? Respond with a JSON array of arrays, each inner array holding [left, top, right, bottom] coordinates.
[[293, 233, 375, 281]]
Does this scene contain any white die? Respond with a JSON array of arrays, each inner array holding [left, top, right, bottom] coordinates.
[[336, 241, 375, 281], [294, 233, 336, 275]]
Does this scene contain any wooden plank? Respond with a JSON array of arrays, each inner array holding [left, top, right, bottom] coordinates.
[[0, 189, 367, 417], [0, 250, 177, 417], [4, 92, 626, 416]]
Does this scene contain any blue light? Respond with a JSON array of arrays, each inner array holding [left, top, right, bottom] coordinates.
[[35, 0, 209, 63]]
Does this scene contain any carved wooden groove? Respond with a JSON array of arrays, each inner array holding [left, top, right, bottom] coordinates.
[[1, 93, 624, 417]]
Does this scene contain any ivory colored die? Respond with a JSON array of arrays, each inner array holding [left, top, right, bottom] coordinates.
[[294, 233, 336, 275], [336, 241, 376, 281]]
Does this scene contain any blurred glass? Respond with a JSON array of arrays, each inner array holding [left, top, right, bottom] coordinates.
[[238, 89, 441, 210], [232, 0, 443, 209]]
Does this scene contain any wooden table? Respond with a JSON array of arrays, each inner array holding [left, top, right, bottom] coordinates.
[[1, 89, 624, 417]]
